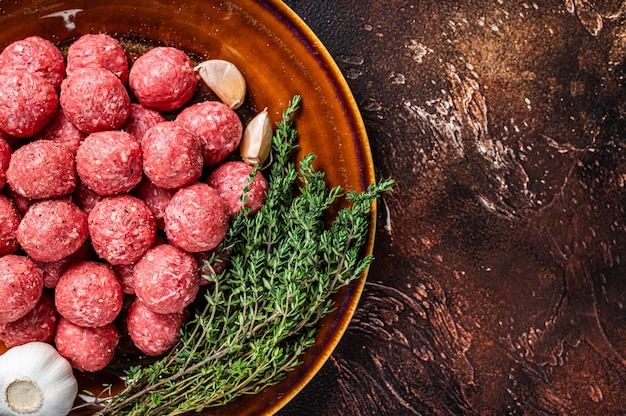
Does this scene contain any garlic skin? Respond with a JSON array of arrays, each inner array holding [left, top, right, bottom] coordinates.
[[195, 59, 246, 109], [240, 108, 273, 166], [0, 342, 78, 416]]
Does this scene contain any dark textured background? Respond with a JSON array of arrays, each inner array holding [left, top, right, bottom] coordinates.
[[280, 1, 626, 415]]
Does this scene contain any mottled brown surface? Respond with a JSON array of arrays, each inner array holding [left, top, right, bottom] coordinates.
[[281, 1, 626, 415]]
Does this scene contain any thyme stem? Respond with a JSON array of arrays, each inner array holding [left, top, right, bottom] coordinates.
[[92, 95, 393, 415]]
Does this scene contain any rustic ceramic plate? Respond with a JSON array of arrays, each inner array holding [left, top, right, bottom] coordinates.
[[0, 0, 376, 414]]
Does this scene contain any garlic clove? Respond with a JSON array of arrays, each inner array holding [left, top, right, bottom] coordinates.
[[0, 342, 78, 416], [195, 59, 246, 110], [240, 108, 273, 166]]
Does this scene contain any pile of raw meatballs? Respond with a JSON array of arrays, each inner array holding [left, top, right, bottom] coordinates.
[[0, 34, 269, 372]]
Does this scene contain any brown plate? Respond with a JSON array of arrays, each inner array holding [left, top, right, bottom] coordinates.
[[0, 0, 376, 415]]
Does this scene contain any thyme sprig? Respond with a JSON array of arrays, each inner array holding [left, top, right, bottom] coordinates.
[[94, 96, 393, 415]]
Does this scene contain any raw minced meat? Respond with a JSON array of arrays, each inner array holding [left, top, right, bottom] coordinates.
[[34, 109, 87, 156], [55, 317, 119, 372], [175, 100, 242, 166], [0, 292, 58, 348], [128, 46, 199, 112], [0, 35, 65, 90], [133, 243, 199, 314], [88, 194, 156, 265], [16, 198, 89, 263], [122, 103, 166, 143], [60, 67, 131, 133], [0, 254, 44, 324], [6, 140, 76, 199], [142, 121, 203, 189], [132, 178, 176, 230], [76, 130, 143, 196], [126, 298, 185, 356], [0, 194, 20, 256], [66, 33, 129, 84], [207, 160, 268, 217], [55, 261, 123, 328], [164, 183, 229, 253], [0, 69, 58, 138], [0, 135, 11, 189]]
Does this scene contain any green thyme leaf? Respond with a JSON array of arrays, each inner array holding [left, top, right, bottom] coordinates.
[[93, 95, 393, 415]]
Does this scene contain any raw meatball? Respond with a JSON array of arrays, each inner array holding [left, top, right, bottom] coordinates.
[[60, 67, 131, 133], [133, 244, 199, 314], [37, 241, 93, 289], [207, 161, 268, 217], [122, 103, 166, 142], [4, 187, 31, 215], [55, 317, 119, 372], [129, 46, 199, 112], [17, 199, 89, 263], [34, 110, 87, 156], [55, 261, 123, 328], [66, 33, 129, 84], [175, 101, 243, 166], [72, 179, 104, 214], [142, 121, 203, 189], [112, 263, 136, 295], [0, 136, 11, 189], [133, 178, 175, 229], [88, 194, 156, 265], [0, 69, 58, 138], [6, 140, 76, 199], [76, 130, 142, 196], [112, 235, 164, 295], [0, 254, 44, 324], [0, 194, 20, 256], [0, 35, 65, 90], [193, 248, 231, 285], [126, 298, 185, 356], [0, 292, 58, 348], [164, 183, 229, 253]]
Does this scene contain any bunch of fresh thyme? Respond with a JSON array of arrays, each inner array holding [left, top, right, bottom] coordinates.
[[93, 96, 394, 415]]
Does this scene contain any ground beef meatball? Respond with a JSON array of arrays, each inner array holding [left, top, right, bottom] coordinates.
[[126, 298, 185, 356], [133, 243, 199, 314], [6, 140, 76, 200], [55, 317, 119, 372], [37, 241, 93, 289], [0, 194, 20, 256], [60, 67, 131, 133], [207, 161, 268, 217], [133, 178, 175, 230], [4, 187, 31, 216], [142, 121, 203, 189], [112, 263, 136, 295], [17, 199, 89, 263], [164, 183, 229, 253], [0, 136, 11, 189], [76, 130, 142, 196], [0, 35, 65, 90], [66, 33, 129, 84], [72, 179, 104, 214], [175, 101, 243, 166], [55, 261, 123, 328], [122, 103, 166, 143], [88, 194, 156, 265], [129, 46, 199, 112], [0, 292, 58, 348], [0, 254, 44, 323], [0, 69, 58, 138], [34, 110, 87, 156]]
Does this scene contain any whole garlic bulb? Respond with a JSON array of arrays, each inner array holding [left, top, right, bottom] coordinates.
[[0, 342, 78, 416]]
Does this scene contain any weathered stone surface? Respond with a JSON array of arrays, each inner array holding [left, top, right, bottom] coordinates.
[[282, 1, 626, 414]]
